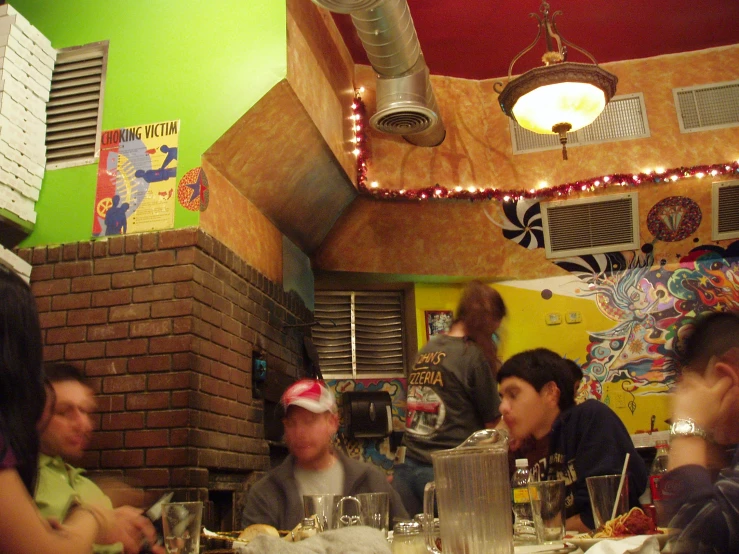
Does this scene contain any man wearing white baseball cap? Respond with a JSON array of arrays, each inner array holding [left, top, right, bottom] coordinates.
[[242, 379, 407, 530]]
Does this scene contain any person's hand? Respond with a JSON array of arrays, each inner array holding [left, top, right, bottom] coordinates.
[[97, 505, 159, 554], [672, 369, 737, 440]]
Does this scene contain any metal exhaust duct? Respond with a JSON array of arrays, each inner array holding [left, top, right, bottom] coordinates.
[[311, 0, 445, 147]]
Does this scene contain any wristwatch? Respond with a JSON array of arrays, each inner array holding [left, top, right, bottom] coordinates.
[[670, 418, 709, 440]]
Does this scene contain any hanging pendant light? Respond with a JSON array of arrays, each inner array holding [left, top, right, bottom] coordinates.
[[494, 1, 618, 160]]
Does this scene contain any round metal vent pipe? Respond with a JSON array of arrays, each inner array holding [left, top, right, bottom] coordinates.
[[310, 0, 445, 147]]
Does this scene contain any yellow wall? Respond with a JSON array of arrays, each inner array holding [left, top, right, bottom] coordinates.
[[493, 283, 614, 362], [412, 281, 674, 434]]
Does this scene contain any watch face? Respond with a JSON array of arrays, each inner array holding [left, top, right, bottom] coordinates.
[[674, 420, 694, 434]]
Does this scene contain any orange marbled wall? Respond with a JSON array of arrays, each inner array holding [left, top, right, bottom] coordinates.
[[354, 46, 739, 192], [314, 46, 739, 277], [286, 0, 357, 185], [199, 159, 282, 283]]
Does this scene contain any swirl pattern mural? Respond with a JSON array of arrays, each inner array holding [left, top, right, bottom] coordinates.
[[573, 241, 739, 402]]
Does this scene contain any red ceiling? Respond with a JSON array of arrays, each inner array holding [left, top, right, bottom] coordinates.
[[332, 0, 739, 80]]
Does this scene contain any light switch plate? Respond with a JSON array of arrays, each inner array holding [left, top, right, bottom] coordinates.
[[545, 313, 562, 325], [565, 311, 582, 324]]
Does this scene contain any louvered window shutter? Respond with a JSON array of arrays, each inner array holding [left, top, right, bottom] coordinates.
[[314, 291, 406, 378], [46, 41, 108, 169]]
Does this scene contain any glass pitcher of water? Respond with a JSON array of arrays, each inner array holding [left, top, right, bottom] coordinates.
[[423, 429, 513, 554]]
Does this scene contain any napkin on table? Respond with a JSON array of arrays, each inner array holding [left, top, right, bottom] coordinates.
[[586, 535, 660, 554], [236, 526, 391, 554]]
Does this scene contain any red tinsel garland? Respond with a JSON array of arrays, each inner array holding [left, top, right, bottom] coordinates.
[[352, 92, 369, 190], [356, 161, 739, 202], [352, 93, 739, 202]]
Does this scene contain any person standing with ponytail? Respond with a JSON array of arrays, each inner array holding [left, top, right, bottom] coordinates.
[[392, 281, 507, 515]]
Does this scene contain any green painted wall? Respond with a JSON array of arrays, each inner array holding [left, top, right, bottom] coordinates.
[[17, 0, 287, 246]]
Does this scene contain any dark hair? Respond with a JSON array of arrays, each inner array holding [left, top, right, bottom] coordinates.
[[496, 348, 576, 411], [564, 358, 583, 384], [45, 362, 87, 385], [676, 311, 739, 373], [455, 281, 507, 370], [0, 266, 46, 494]]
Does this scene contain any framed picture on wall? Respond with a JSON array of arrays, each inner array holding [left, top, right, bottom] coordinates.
[[425, 310, 453, 341]]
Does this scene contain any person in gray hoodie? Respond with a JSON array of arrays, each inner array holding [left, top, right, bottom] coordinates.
[[242, 379, 407, 531]]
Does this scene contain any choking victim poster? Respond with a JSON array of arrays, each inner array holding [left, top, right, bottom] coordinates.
[[93, 120, 179, 236]]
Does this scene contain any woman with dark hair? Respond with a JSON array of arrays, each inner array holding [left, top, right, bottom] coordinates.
[[392, 280, 507, 515], [0, 266, 161, 554]]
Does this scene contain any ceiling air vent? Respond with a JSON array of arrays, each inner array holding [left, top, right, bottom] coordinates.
[[712, 180, 739, 240], [46, 41, 108, 170], [511, 94, 650, 155], [541, 192, 640, 259], [370, 64, 438, 136], [674, 79, 739, 133]]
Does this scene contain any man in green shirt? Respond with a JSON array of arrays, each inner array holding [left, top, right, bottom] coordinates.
[[35, 363, 124, 553]]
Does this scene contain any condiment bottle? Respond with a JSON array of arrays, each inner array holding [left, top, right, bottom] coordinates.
[[298, 517, 318, 541], [392, 521, 426, 554], [650, 440, 670, 526]]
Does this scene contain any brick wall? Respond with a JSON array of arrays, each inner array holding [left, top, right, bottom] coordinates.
[[17, 228, 312, 511]]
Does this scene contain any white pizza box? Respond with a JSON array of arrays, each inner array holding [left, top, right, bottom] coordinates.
[[0, 73, 46, 121], [0, 152, 41, 198], [0, 144, 46, 183], [0, 56, 49, 101], [0, 164, 40, 201], [0, 91, 45, 135], [0, 138, 43, 179], [0, 24, 55, 70], [2, 32, 53, 81], [0, 45, 50, 93], [0, 140, 44, 185], [0, 243, 32, 280], [0, 120, 46, 167], [0, 5, 55, 59], [0, 181, 36, 222], [0, 110, 46, 148]]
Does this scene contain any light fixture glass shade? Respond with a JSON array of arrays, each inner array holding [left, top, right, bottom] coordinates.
[[498, 62, 618, 134], [511, 81, 606, 134]]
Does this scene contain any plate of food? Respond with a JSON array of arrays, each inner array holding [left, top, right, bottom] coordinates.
[[565, 508, 669, 552]]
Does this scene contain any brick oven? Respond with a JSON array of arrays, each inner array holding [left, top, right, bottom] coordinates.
[[17, 228, 313, 530]]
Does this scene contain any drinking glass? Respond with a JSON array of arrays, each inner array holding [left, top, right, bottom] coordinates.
[[356, 492, 390, 537], [303, 494, 361, 532], [161, 502, 202, 554], [586, 474, 629, 530], [528, 480, 566, 543]]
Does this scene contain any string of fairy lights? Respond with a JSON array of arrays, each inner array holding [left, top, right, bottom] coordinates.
[[351, 91, 739, 203]]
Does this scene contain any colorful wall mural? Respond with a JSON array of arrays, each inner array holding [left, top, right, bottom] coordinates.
[[494, 183, 739, 434]]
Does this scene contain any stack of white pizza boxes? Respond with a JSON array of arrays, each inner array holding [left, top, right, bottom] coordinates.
[[0, 4, 54, 227]]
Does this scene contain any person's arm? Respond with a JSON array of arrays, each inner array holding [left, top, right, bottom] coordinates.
[[242, 483, 281, 529], [565, 514, 590, 533], [661, 370, 739, 552], [668, 372, 736, 472], [568, 403, 647, 529], [0, 467, 102, 554]]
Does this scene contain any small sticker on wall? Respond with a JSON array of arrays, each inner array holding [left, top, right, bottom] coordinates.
[[647, 196, 701, 242], [177, 167, 209, 212]]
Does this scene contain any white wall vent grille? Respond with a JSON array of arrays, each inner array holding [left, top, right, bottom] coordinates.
[[46, 41, 108, 170], [674, 80, 739, 133], [712, 180, 739, 240], [541, 192, 640, 259], [511, 94, 650, 155]]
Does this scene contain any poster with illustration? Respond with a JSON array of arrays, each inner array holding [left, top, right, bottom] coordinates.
[[425, 310, 453, 340], [93, 120, 179, 236]]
